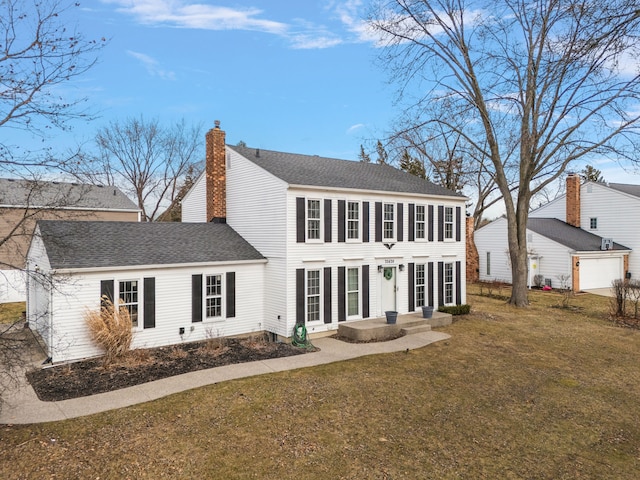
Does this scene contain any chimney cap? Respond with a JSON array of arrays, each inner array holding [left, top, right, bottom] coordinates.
[[214, 119, 220, 129]]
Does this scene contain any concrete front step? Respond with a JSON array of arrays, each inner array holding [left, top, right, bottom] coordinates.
[[337, 310, 452, 342], [401, 324, 433, 335]]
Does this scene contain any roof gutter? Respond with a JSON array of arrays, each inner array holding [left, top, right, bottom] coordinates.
[[287, 184, 468, 201], [49, 258, 268, 275]]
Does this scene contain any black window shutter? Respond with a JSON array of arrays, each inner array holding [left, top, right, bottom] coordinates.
[[143, 277, 155, 329], [362, 265, 370, 318], [428, 262, 434, 307], [456, 261, 462, 305], [338, 266, 346, 322], [192, 274, 203, 323], [408, 263, 415, 312], [226, 272, 236, 318], [375, 201, 382, 242], [397, 203, 404, 241], [324, 199, 332, 243], [438, 205, 444, 242], [456, 206, 462, 242], [408, 204, 415, 242], [428, 205, 434, 242], [296, 197, 305, 243], [363, 202, 370, 242], [100, 280, 114, 308], [296, 269, 305, 325], [338, 200, 346, 243], [324, 267, 332, 324], [438, 262, 444, 306]]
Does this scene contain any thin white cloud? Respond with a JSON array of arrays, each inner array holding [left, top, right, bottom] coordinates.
[[127, 50, 176, 80], [347, 123, 365, 134]]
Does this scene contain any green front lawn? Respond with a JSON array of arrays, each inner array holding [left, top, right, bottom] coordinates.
[[1, 288, 639, 479]]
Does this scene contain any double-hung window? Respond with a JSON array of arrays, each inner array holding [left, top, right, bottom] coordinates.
[[119, 280, 139, 327], [415, 205, 426, 240], [444, 263, 454, 304], [347, 267, 360, 317], [206, 274, 223, 318], [416, 264, 426, 307], [307, 199, 321, 240], [347, 201, 360, 240], [444, 206, 454, 240], [383, 203, 395, 240], [307, 270, 321, 322]]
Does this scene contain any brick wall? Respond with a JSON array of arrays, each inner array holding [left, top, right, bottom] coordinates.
[[566, 173, 580, 228], [466, 216, 479, 283], [206, 121, 227, 223]]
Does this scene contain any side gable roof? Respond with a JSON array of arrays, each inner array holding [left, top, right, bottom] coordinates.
[[527, 218, 629, 251], [36, 221, 265, 270], [606, 182, 640, 198], [0, 178, 139, 211], [229, 145, 465, 198]]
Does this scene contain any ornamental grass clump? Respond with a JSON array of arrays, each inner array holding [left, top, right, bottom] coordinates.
[[85, 297, 133, 366]]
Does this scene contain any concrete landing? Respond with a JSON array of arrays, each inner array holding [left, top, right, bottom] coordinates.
[[337, 311, 452, 342]]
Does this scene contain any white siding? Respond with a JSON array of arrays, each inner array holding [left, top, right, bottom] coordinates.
[[475, 217, 572, 287], [0, 269, 26, 303], [529, 195, 566, 220], [34, 261, 266, 363], [578, 182, 640, 278], [283, 189, 467, 338], [181, 172, 207, 223], [226, 148, 289, 334]]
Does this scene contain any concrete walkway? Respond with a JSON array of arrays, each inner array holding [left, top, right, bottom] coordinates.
[[0, 331, 450, 425]]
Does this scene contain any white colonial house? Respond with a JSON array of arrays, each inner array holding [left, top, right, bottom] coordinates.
[[475, 173, 632, 291], [27, 121, 467, 363]]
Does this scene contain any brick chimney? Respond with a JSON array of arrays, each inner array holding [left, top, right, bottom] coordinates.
[[206, 120, 226, 223], [566, 173, 580, 228]]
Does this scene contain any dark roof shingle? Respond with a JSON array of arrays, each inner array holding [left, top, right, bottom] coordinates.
[[0, 178, 139, 211], [37, 221, 264, 269], [606, 182, 640, 198], [229, 146, 464, 198], [527, 218, 629, 251]]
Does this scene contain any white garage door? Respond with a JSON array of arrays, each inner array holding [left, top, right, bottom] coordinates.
[[579, 257, 623, 290]]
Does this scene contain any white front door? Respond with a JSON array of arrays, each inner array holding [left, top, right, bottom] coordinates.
[[381, 266, 397, 313]]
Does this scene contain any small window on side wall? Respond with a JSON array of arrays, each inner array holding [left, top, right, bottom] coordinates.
[[590, 217, 597, 230]]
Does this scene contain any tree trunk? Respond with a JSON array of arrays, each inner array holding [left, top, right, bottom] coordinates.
[[507, 188, 532, 306]]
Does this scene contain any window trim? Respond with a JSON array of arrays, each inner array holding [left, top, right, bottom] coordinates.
[[415, 264, 426, 308], [486, 251, 491, 276], [306, 198, 322, 242], [444, 262, 454, 305], [415, 204, 426, 241], [444, 206, 454, 240], [383, 202, 395, 241], [346, 267, 360, 319], [118, 279, 140, 329], [306, 269, 322, 323], [346, 201, 361, 242], [205, 273, 224, 320]]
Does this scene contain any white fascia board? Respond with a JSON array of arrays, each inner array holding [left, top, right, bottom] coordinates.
[[287, 184, 468, 202], [573, 250, 631, 256], [0, 204, 140, 213], [51, 258, 268, 275]]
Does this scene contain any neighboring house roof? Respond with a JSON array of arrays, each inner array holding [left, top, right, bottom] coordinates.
[[0, 178, 139, 211], [36, 221, 265, 269], [605, 182, 640, 198], [229, 145, 465, 198], [527, 218, 630, 252]]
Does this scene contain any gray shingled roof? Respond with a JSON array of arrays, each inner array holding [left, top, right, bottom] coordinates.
[[0, 178, 139, 211], [527, 218, 629, 251], [229, 145, 464, 198], [36, 221, 265, 269], [606, 182, 640, 198]]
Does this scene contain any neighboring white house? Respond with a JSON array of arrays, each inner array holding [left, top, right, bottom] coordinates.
[[475, 173, 631, 291], [27, 221, 266, 363], [27, 121, 467, 363]]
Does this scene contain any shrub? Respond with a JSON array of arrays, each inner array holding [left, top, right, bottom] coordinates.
[[85, 297, 133, 366], [438, 304, 471, 315]]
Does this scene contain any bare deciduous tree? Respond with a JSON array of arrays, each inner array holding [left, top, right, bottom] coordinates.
[[71, 117, 203, 221], [369, 0, 640, 306]]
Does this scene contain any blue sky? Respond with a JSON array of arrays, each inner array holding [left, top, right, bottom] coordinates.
[[43, 0, 393, 161]]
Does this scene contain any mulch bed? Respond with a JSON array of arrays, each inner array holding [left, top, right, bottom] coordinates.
[[27, 337, 316, 402]]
